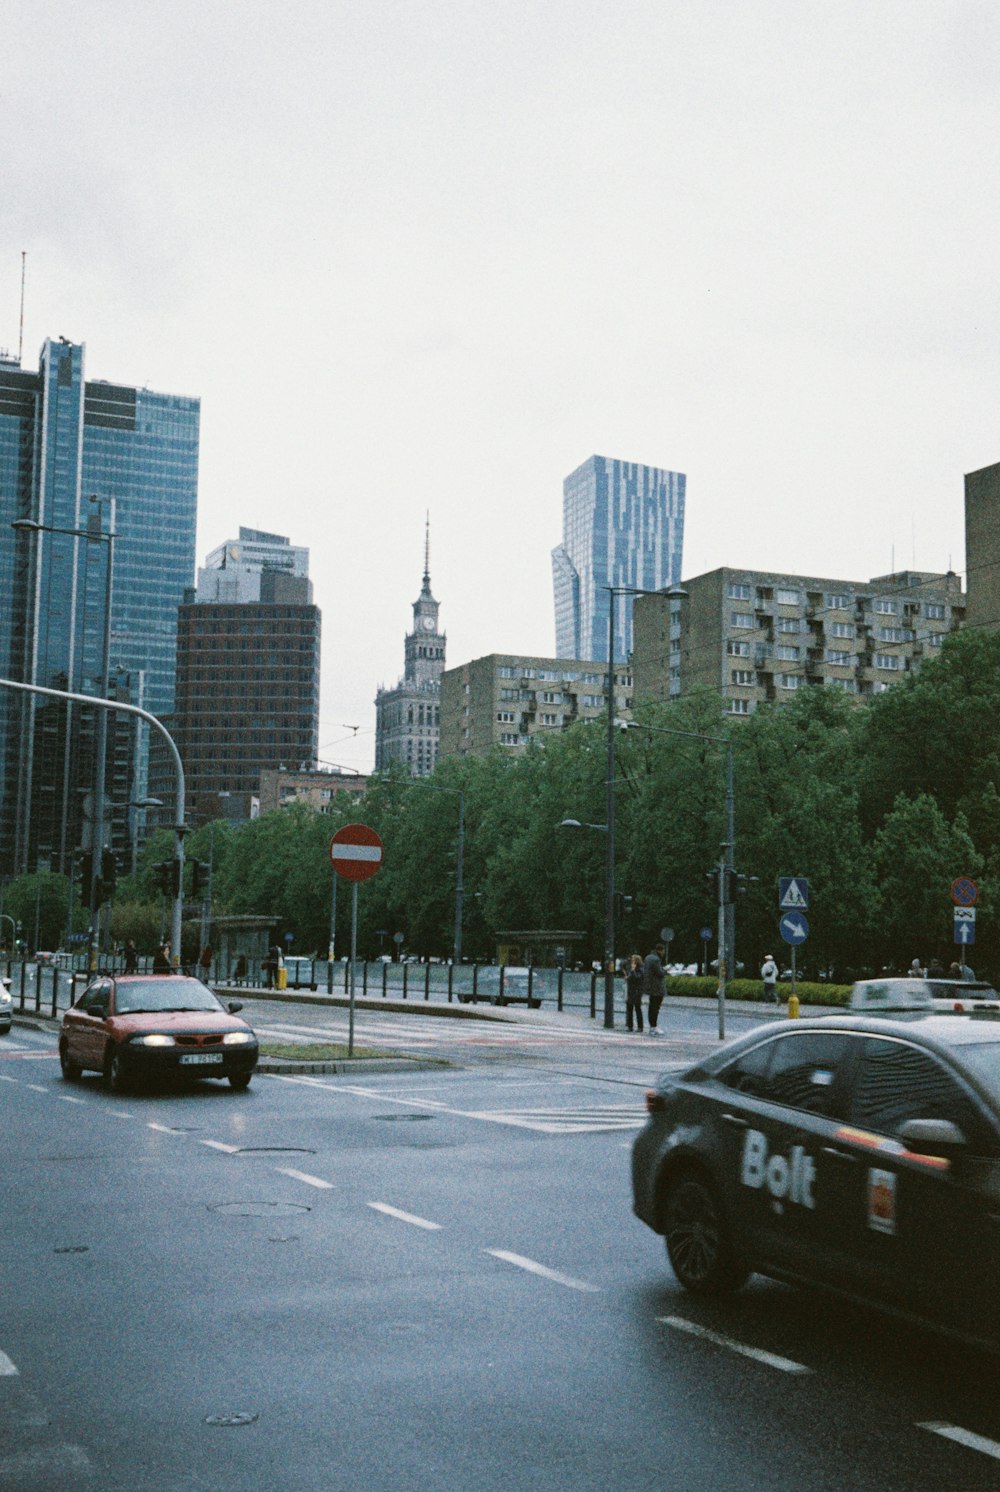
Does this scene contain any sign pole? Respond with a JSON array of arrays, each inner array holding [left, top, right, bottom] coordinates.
[[349, 883, 358, 1057], [717, 856, 727, 1041]]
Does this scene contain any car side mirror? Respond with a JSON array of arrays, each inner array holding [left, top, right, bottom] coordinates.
[[898, 1118, 967, 1153], [228, 1001, 243, 1014]]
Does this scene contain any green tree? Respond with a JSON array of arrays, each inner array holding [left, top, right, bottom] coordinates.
[[873, 793, 981, 969]]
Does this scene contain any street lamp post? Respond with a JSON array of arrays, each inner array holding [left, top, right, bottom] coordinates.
[[601, 583, 688, 1029], [0, 679, 186, 969], [13, 500, 117, 972], [619, 718, 735, 1037]]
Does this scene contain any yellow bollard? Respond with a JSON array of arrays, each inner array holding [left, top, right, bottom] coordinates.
[[787, 991, 800, 1019]]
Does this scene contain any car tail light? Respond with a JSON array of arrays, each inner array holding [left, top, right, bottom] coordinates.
[[645, 1089, 667, 1114], [953, 1002, 966, 1012]]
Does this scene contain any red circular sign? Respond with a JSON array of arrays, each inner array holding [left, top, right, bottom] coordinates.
[[330, 824, 384, 882], [951, 877, 979, 907]]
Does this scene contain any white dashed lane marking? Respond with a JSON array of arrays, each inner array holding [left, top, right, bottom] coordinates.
[[200, 1139, 240, 1153], [918, 1422, 1000, 1461], [658, 1316, 812, 1374], [0, 1349, 18, 1375], [486, 1250, 601, 1293], [368, 1202, 441, 1231], [276, 1167, 334, 1189]]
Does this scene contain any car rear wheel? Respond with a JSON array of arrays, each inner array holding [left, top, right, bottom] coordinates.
[[663, 1173, 748, 1295], [59, 1041, 81, 1081], [104, 1045, 130, 1094], [229, 1072, 252, 1091]]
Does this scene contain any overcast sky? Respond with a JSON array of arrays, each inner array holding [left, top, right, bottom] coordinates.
[[5, 1, 999, 772]]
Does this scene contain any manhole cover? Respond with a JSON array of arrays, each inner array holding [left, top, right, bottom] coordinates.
[[208, 1202, 311, 1218], [204, 1412, 259, 1428], [54, 1245, 89, 1254], [235, 1147, 316, 1155], [373, 1114, 434, 1122]]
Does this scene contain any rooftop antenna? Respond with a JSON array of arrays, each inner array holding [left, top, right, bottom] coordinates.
[[423, 510, 431, 589], [18, 251, 26, 365]]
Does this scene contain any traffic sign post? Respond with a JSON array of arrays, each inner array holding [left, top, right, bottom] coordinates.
[[779, 877, 809, 910], [951, 877, 979, 908], [330, 825, 385, 1054], [954, 907, 976, 947], [779, 910, 809, 1001]]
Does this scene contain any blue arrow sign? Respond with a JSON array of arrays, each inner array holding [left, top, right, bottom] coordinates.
[[779, 910, 809, 945], [954, 915, 976, 946], [699, 926, 713, 942]]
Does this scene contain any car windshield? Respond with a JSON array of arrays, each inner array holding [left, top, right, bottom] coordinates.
[[954, 1042, 1000, 1106], [114, 979, 222, 1015]]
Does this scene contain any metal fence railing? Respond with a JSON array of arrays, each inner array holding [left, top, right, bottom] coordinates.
[[3, 954, 607, 1020]]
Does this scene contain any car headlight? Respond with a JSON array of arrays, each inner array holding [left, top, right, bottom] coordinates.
[[134, 1034, 176, 1047], [222, 1031, 253, 1045], [0, 990, 11, 1006]]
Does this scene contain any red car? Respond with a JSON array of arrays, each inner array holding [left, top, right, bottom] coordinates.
[[60, 974, 258, 1092]]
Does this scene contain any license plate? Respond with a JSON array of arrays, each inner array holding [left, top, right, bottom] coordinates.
[[179, 1052, 224, 1065]]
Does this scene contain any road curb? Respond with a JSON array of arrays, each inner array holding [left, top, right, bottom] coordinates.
[[259, 1056, 451, 1076]]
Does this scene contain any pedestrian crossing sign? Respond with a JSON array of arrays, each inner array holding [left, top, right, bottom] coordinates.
[[779, 877, 809, 909]]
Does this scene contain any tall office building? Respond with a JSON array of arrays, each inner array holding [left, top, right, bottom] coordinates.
[[374, 526, 445, 777], [167, 534, 321, 825], [552, 454, 685, 664], [0, 338, 199, 874]]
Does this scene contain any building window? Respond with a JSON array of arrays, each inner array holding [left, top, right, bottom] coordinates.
[[825, 650, 851, 666], [727, 582, 751, 600], [496, 711, 515, 723], [726, 698, 750, 715], [777, 617, 800, 634], [727, 640, 750, 657], [829, 621, 854, 639], [731, 612, 754, 629], [540, 713, 560, 726], [777, 674, 803, 690], [825, 593, 851, 610], [874, 653, 901, 670], [877, 627, 912, 643], [925, 603, 946, 620], [775, 645, 800, 661], [873, 599, 898, 615], [731, 669, 754, 685], [828, 677, 857, 692], [926, 633, 944, 647], [776, 588, 800, 606]]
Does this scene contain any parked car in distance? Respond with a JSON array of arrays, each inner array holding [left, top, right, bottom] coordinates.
[[0, 977, 11, 1035], [283, 955, 319, 991]]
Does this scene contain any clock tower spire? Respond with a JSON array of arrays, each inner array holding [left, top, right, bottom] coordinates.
[[374, 517, 446, 777]]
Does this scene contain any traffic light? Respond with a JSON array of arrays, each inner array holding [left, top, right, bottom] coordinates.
[[101, 849, 118, 900], [724, 870, 748, 904], [190, 859, 209, 896], [705, 867, 721, 901], [153, 860, 181, 897]]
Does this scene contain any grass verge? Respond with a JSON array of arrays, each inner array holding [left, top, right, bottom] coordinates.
[[258, 1040, 400, 1061]]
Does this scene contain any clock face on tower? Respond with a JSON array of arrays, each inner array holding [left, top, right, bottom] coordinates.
[[421, 615, 436, 631]]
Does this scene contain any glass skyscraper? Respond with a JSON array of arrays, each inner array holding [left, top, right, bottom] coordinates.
[[0, 338, 199, 874], [552, 454, 686, 664]]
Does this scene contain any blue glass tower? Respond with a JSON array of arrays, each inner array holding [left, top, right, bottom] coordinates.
[[0, 338, 199, 874], [552, 454, 685, 664]]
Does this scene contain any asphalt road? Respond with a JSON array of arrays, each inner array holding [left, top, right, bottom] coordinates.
[[3, 1014, 1000, 1491]]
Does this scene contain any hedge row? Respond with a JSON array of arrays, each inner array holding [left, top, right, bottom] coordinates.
[[664, 975, 852, 1008]]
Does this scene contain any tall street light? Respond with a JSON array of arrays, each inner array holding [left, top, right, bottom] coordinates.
[[13, 498, 117, 972], [601, 583, 688, 1030], [618, 717, 735, 1038]]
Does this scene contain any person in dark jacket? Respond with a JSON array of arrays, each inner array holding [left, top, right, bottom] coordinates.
[[123, 940, 138, 974], [643, 943, 667, 1036], [625, 953, 644, 1033], [152, 942, 172, 974]]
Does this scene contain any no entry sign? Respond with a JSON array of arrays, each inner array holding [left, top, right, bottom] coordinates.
[[330, 824, 384, 882]]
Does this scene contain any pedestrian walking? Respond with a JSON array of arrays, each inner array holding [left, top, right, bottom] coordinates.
[[233, 953, 247, 986], [198, 943, 213, 981], [152, 942, 172, 975], [625, 953, 644, 1033], [123, 939, 138, 974], [643, 942, 667, 1035], [761, 953, 779, 1005], [908, 958, 925, 977]]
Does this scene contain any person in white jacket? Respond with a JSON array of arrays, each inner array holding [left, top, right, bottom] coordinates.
[[761, 954, 779, 1005]]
